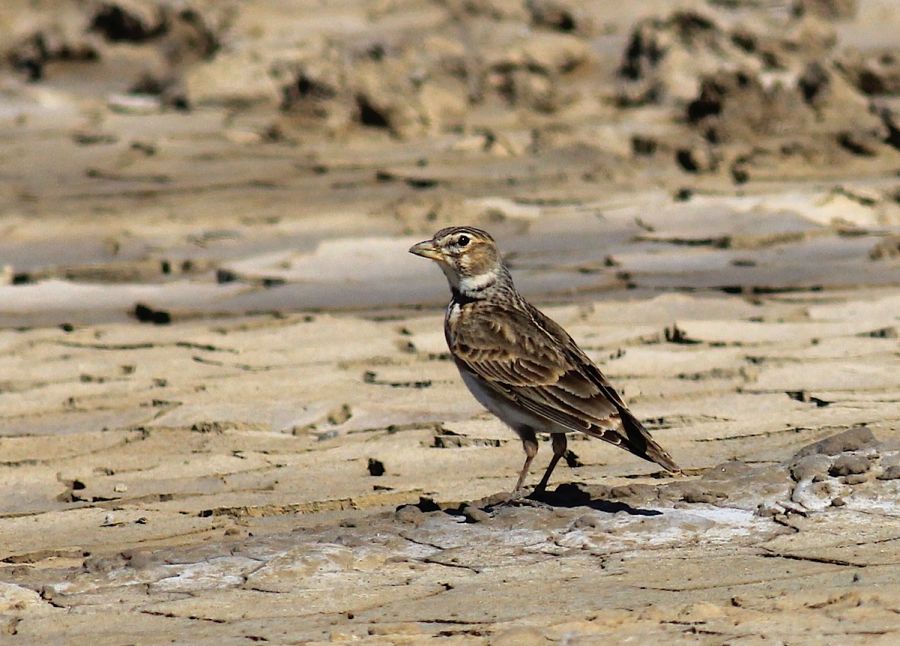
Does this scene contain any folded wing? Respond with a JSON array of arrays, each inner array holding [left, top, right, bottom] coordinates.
[[451, 301, 679, 472]]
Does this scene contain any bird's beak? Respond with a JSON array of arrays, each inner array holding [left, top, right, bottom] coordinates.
[[408, 240, 442, 261]]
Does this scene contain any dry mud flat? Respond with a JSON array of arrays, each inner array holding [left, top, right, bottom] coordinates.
[[0, 0, 899, 644], [1, 290, 899, 644], [1, 0, 899, 325]]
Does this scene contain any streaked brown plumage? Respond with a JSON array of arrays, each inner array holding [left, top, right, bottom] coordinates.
[[410, 226, 679, 493]]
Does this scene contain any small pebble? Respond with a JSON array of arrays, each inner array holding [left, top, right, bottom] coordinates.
[[461, 504, 491, 524], [790, 455, 831, 481], [394, 505, 424, 524], [756, 503, 779, 517], [829, 454, 870, 476]]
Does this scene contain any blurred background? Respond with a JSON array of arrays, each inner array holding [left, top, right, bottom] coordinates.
[[0, 0, 898, 323]]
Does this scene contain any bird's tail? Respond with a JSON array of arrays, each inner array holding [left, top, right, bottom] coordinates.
[[615, 409, 681, 473], [584, 410, 681, 472]]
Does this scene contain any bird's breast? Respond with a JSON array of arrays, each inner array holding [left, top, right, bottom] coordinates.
[[444, 301, 461, 346]]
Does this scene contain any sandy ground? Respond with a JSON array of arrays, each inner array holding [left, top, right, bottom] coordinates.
[[1, 1, 899, 644]]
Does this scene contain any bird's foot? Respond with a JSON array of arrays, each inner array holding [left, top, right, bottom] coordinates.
[[495, 488, 553, 510], [480, 488, 548, 510], [488, 489, 525, 506]]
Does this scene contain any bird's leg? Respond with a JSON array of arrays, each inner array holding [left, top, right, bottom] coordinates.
[[534, 433, 567, 494], [513, 428, 538, 493]]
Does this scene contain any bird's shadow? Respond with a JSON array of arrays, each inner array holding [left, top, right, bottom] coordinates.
[[487, 482, 662, 517]]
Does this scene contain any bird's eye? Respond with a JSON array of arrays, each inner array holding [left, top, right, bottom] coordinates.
[[457, 235, 470, 247]]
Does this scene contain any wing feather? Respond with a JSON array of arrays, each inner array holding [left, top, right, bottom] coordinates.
[[450, 302, 619, 432], [449, 299, 680, 472]]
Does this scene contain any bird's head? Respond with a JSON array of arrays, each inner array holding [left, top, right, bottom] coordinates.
[[409, 226, 506, 295]]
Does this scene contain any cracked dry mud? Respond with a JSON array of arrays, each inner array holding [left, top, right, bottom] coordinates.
[[1, 292, 898, 644], [1, 0, 900, 644]]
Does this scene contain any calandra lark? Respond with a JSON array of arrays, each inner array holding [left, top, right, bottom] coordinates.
[[410, 226, 680, 494]]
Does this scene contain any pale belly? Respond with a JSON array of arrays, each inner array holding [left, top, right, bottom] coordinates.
[[457, 365, 568, 435]]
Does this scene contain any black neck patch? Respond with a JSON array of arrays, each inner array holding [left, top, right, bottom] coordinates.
[[451, 288, 482, 306]]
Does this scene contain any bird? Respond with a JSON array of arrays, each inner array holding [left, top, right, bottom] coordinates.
[[409, 226, 680, 494]]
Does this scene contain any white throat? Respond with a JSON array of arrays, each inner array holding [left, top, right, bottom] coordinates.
[[457, 271, 497, 295]]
